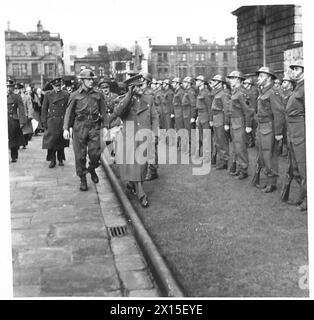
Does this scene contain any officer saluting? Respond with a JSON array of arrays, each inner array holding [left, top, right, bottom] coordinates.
[[63, 69, 107, 191], [7, 79, 26, 162], [41, 78, 70, 168]]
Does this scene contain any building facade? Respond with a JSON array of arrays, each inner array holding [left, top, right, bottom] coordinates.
[[63, 43, 91, 75], [148, 37, 237, 80], [232, 5, 303, 77], [5, 21, 64, 87]]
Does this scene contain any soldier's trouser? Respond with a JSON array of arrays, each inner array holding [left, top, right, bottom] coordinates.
[[11, 147, 18, 160], [197, 120, 211, 160], [231, 118, 248, 173], [182, 117, 191, 152], [47, 148, 65, 162], [287, 119, 306, 199], [213, 125, 229, 165], [257, 121, 279, 186], [72, 120, 101, 177]]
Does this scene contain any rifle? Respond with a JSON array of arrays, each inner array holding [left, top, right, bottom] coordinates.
[[280, 149, 293, 202], [251, 154, 263, 187]]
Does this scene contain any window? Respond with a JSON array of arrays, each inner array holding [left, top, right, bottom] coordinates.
[[195, 66, 206, 76], [182, 53, 187, 61], [200, 53, 205, 61], [157, 53, 163, 63], [12, 45, 18, 56], [44, 63, 55, 77], [99, 66, 105, 76], [223, 52, 228, 62], [163, 53, 168, 62], [70, 65, 75, 73], [12, 63, 27, 77], [31, 44, 37, 56], [51, 45, 56, 54], [44, 45, 50, 55], [211, 52, 216, 61], [115, 62, 126, 71], [195, 54, 199, 61], [157, 67, 168, 78], [32, 63, 39, 76], [178, 66, 188, 79]]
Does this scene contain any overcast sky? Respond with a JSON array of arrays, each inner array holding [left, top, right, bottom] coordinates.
[[1, 0, 243, 51]]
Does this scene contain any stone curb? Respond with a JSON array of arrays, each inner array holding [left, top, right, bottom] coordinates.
[[100, 154, 185, 297]]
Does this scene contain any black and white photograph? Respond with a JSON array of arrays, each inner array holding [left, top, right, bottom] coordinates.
[[0, 0, 313, 301]]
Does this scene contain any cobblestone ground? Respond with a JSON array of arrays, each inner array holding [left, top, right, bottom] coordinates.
[[9, 134, 159, 297]]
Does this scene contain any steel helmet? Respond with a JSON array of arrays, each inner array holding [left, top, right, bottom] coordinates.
[[172, 77, 181, 84], [256, 66, 277, 79], [289, 60, 304, 69], [211, 74, 226, 83], [195, 75, 205, 82], [140, 72, 153, 82], [77, 69, 97, 79], [183, 76, 193, 84], [163, 79, 171, 85], [227, 70, 245, 80]]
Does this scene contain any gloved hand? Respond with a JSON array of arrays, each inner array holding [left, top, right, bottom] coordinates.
[[245, 127, 252, 133], [170, 114, 175, 118], [275, 135, 283, 141], [63, 129, 70, 140], [209, 121, 213, 127], [190, 118, 196, 123], [224, 125, 229, 131]]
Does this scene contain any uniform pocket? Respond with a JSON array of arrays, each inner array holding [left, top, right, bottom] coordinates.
[[259, 122, 273, 135], [213, 113, 224, 127], [231, 117, 243, 130]]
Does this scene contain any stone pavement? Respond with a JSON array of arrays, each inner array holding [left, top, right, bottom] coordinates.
[[9, 134, 160, 297]]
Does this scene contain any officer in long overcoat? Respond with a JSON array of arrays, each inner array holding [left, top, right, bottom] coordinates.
[[109, 74, 159, 208], [7, 79, 26, 162], [210, 75, 230, 170], [284, 61, 306, 211], [63, 69, 107, 191], [226, 71, 253, 179], [171, 77, 185, 139], [254, 67, 285, 193], [41, 78, 70, 168]]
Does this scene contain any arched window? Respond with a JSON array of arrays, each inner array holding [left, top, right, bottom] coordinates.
[[31, 44, 37, 56]]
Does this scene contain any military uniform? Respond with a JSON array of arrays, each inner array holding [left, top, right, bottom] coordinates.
[[285, 79, 306, 207], [20, 92, 34, 146], [173, 86, 184, 131], [161, 87, 174, 130], [154, 87, 164, 127], [63, 86, 106, 177], [243, 86, 258, 147], [7, 91, 26, 161], [196, 87, 211, 161], [228, 87, 252, 176], [210, 87, 230, 168], [256, 82, 285, 189], [42, 89, 70, 164]]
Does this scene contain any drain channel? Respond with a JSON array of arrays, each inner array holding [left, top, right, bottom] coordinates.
[[108, 225, 128, 238]]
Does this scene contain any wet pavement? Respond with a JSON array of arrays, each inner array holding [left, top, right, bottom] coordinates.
[[9, 134, 160, 297]]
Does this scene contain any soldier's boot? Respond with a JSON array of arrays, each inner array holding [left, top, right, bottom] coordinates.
[[49, 160, 57, 168], [211, 152, 217, 167], [58, 160, 64, 166], [145, 168, 158, 181], [89, 168, 99, 184], [79, 175, 88, 191], [262, 185, 277, 193], [236, 169, 248, 180], [216, 160, 228, 170], [229, 161, 237, 175], [297, 197, 307, 212]]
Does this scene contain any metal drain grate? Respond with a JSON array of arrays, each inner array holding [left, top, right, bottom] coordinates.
[[108, 225, 128, 238]]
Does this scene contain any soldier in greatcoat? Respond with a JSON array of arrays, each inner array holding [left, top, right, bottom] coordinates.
[[171, 78, 184, 150], [226, 71, 253, 179], [41, 78, 70, 168], [283, 61, 306, 211], [63, 69, 107, 191], [109, 74, 159, 207], [253, 67, 285, 193], [210, 75, 230, 170], [7, 79, 26, 162]]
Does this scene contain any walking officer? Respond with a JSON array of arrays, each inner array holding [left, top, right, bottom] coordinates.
[[41, 78, 70, 168], [252, 67, 285, 193], [7, 79, 26, 162], [282, 60, 306, 211], [195, 75, 211, 163], [226, 71, 253, 179], [63, 69, 107, 191], [210, 75, 230, 170]]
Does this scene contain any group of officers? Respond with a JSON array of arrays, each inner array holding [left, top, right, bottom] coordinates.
[[7, 59, 306, 210]]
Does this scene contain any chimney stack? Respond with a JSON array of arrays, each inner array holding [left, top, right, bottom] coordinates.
[[177, 36, 183, 45], [186, 38, 191, 46]]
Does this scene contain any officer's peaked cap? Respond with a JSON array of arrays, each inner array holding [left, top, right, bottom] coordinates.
[[50, 77, 63, 85], [7, 79, 15, 87], [140, 72, 153, 82], [124, 74, 143, 86]]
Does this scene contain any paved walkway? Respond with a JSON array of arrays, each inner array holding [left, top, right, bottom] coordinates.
[[9, 134, 160, 297]]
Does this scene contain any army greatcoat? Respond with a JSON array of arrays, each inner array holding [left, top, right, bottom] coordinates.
[[161, 88, 174, 130], [42, 89, 70, 150], [110, 90, 159, 182], [7, 92, 26, 148], [172, 87, 184, 131]]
